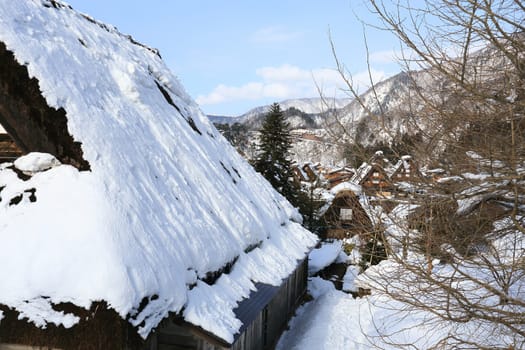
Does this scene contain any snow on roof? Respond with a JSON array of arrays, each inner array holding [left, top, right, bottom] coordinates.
[[388, 156, 414, 177], [350, 162, 372, 184], [294, 164, 308, 181], [0, 0, 316, 343], [13, 152, 60, 174], [387, 160, 402, 177], [466, 150, 505, 168], [316, 181, 365, 218], [331, 181, 362, 196], [308, 241, 343, 275]]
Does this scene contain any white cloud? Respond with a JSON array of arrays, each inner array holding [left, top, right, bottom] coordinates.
[[256, 64, 310, 82], [196, 80, 293, 105], [251, 26, 301, 44], [369, 49, 399, 64], [350, 68, 388, 91], [196, 64, 389, 108]]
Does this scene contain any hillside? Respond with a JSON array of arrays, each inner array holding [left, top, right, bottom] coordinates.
[[211, 37, 520, 167], [208, 73, 422, 166], [209, 97, 351, 129]]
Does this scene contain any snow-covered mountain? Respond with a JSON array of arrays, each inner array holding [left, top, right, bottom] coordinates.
[[209, 97, 351, 129], [241, 97, 351, 117], [213, 46, 506, 166], [328, 71, 423, 146], [208, 76, 419, 165]]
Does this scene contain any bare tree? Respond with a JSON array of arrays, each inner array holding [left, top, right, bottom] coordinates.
[[329, 0, 525, 348]]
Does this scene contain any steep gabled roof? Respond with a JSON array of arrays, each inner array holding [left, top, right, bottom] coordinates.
[[350, 162, 373, 185], [388, 155, 417, 178], [0, 0, 316, 344]]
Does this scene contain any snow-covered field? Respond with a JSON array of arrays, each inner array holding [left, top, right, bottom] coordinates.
[[279, 255, 525, 349], [277, 276, 446, 350]]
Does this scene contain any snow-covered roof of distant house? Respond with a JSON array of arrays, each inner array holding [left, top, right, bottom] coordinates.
[[292, 163, 308, 181], [316, 181, 364, 217], [388, 155, 414, 177], [326, 166, 354, 176], [0, 0, 316, 344], [466, 150, 505, 168], [331, 181, 362, 196], [350, 162, 372, 184]]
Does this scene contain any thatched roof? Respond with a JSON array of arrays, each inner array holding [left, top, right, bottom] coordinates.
[[0, 0, 316, 344]]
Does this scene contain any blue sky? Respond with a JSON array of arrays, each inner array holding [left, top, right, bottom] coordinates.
[[65, 1, 401, 116]]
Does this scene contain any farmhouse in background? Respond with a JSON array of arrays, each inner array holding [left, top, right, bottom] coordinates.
[[319, 182, 373, 239], [387, 155, 426, 196], [0, 1, 317, 350], [350, 151, 394, 197], [351, 162, 393, 197], [388, 155, 422, 183], [291, 162, 320, 184], [323, 166, 355, 189]]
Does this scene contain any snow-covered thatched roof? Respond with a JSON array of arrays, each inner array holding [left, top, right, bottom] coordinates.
[[0, 0, 316, 344], [350, 162, 373, 184], [387, 155, 413, 178]]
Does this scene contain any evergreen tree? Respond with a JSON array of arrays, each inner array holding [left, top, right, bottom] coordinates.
[[253, 103, 299, 206]]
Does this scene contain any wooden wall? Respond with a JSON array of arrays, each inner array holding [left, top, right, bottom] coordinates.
[[151, 259, 308, 350]]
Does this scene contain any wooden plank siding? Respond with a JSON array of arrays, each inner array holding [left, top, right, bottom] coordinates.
[[322, 190, 373, 240], [149, 259, 309, 350], [0, 345, 62, 350], [0, 133, 22, 162]]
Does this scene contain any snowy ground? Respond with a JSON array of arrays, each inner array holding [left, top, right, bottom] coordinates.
[[276, 276, 442, 350], [277, 240, 461, 349], [278, 231, 525, 349]]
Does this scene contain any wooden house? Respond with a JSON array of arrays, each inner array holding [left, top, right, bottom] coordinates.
[[323, 167, 355, 189], [0, 2, 317, 350], [319, 183, 373, 239], [292, 164, 309, 183], [302, 163, 319, 182], [291, 163, 319, 184], [0, 258, 310, 350], [351, 162, 393, 197], [387, 155, 426, 196], [389, 155, 422, 183]]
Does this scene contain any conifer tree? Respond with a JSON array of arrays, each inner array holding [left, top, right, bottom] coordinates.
[[254, 103, 299, 206]]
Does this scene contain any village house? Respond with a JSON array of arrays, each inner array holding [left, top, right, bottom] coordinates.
[[351, 162, 393, 197], [350, 151, 394, 197], [291, 162, 321, 184], [323, 166, 355, 189], [291, 164, 309, 183], [388, 155, 421, 182], [387, 155, 426, 196], [302, 163, 319, 182], [298, 132, 323, 142], [0, 2, 317, 350], [318, 182, 373, 240]]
